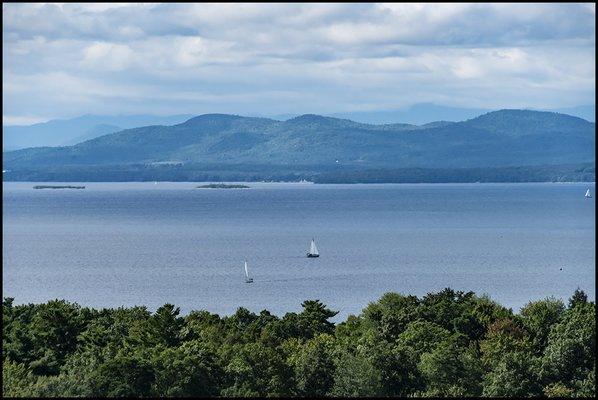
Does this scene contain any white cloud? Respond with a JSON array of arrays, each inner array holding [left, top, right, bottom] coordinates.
[[2, 3, 595, 120]]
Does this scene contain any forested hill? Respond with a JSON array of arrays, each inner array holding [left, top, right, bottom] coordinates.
[[3, 110, 595, 175], [2, 288, 595, 397]]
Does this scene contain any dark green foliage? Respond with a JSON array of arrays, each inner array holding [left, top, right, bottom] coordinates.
[[196, 183, 250, 189], [92, 355, 155, 397], [482, 351, 542, 396], [569, 288, 588, 309], [330, 347, 382, 396], [3, 110, 595, 182], [541, 301, 596, 388], [152, 340, 222, 397], [520, 298, 565, 355], [2, 288, 594, 397], [418, 338, 483, 396]]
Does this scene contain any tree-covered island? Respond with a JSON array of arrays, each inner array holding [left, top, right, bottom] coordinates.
[[2, 288, 594, 397], [196, 184, 250, 189]]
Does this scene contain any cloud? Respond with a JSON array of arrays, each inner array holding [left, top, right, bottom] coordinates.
[[2, 3, 595, 121]]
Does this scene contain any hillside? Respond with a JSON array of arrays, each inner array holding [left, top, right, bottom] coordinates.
[[2, 114, 194, 150], [2, 110, 595, 181]]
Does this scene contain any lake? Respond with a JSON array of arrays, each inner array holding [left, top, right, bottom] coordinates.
[[2, 181, 595, 321]]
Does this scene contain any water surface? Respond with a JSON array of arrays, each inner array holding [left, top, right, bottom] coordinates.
[[3, 182, 595, 320]]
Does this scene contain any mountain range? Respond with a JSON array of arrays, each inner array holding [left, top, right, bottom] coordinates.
[[2, 114, 194, 151], [3, 109, 595, 183], [3, 104, 595, 152]]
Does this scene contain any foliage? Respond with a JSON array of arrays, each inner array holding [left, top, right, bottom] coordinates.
[[4, 110, 595, 183], [2, 288, 594, 397]]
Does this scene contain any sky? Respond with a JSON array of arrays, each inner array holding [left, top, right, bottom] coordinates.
[[2, 3, 596, 125]]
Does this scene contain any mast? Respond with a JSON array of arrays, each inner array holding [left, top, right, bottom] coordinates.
[[244, 260, 249, 279]]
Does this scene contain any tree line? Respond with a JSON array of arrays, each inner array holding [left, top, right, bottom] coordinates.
[[3, 163, 594, 184], [2, 288, 595, 397]]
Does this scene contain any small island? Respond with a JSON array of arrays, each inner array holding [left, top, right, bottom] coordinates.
[[33, 185, 85, 189], [196, 183, 250, 189]]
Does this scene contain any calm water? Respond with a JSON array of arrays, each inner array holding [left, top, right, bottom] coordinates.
[[3, 182, 595, 320]]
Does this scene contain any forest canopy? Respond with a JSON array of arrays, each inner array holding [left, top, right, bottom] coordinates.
[[2, 288, 595, 398]]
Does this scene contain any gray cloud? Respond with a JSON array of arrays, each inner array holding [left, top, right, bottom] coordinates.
[[2, 3, 595, 123]]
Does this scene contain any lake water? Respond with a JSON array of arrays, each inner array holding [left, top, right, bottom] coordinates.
[[3, 182, 595, 321]]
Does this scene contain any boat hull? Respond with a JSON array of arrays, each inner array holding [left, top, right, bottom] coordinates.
[[307, 254, 319, 258]]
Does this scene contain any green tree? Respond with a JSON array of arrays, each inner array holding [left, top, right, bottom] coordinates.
[[152, 340, 222, 397], [568, 288, 588, 309], [330, 347, 382, 396], [482, 351, 542, 396], [418, 288, 476, 332], [151, 304, 184, 347], [520, 297, 565, 355], [28, 300, 85, 375], [289, 333, 336, 396], [297, 300, 338, 339], [2, 359, 37, 398], [418, 338, 482, 396], [221, 341, 293, 397], [91, 354, 155, 397], [541, 301, 595, 387], [362, 292, 419, 342], [396, 320, 452, 361]]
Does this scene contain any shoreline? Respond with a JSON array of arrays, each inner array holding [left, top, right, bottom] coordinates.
[[3, 180, 596, 185]]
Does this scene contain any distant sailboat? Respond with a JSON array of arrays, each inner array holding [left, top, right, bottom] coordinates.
[[307, 238, 319, 258], [585, 188, 592, 198], [244, 260, 253, 283]]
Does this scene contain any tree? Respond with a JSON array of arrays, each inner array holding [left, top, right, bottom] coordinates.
[[480, 318, 531, 367], [541, 301, 595, 386], [519, 298, 565, 355], [362, 292, 419, 342], [297, 300, 338, 339], [152, 340, 222, 397], [330, 347, 382, 396], [28, 300, 85, 375], [482, 351, 542, 396], [419, 288, 476, 332], [2, 359, 37, 398], [150, 304, 184, 347], [396, 320, 451, 361], [221, 341, 293, 397], [289, 333, 336, 396], [91, 354, 155, 397], [418, 338, 482, 396], [2, 289, 595, 398], [568, 288, 588, 309]]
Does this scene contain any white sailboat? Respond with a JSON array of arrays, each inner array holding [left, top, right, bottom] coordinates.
[[244, 259, 253, 283], [585, 188, 592, 198], [307, 238, 319, 258]]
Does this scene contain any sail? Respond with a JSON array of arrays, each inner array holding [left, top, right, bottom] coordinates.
[[310, 239, 319, 255], [244, 260, 249, 279], [585, 189, 591, 197]]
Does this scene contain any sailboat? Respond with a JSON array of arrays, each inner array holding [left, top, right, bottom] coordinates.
[[244, 259, 253, 283], [307, 238, 319, 258], [585, 188, 592, 198]]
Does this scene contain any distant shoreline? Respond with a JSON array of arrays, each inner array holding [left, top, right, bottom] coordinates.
[[196, 183, 250, 189], [32, 185, 85, 189], [2, 162, 593, 184], [3, 181, 595, 186]]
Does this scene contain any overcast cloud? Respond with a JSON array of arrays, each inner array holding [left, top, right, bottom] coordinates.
[[2, 3, 595, 124]]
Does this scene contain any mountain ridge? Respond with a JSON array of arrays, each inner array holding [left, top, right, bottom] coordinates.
[[3, 109, 595, 180]]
